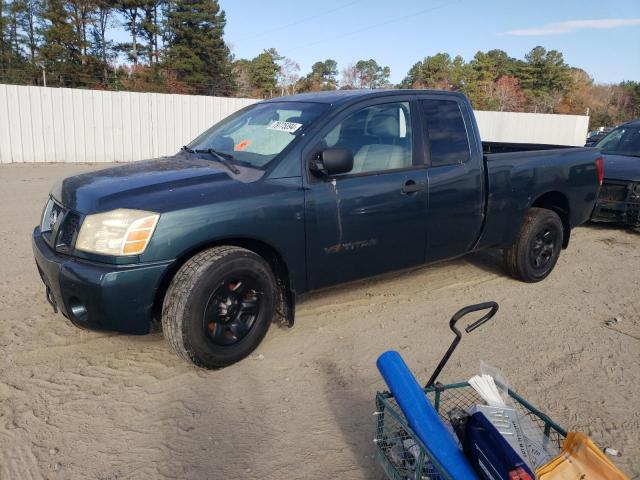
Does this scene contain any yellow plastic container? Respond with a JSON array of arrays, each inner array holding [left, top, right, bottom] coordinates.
[[536, 432, 629, 480]]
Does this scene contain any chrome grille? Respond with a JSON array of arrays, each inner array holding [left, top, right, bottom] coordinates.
[[41, 198, 63, 233], [57, 212, 80, 248], [40, 197, 82, 251]]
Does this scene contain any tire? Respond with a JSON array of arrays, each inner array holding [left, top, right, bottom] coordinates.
[[162, 246, 277, 368], [504, 208, 564, 283]]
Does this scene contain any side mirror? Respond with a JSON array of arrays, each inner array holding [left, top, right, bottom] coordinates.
[[310, 148, 354, 177]]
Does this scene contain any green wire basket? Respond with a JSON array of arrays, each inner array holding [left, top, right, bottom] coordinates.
[[374, 383, 567, 480], [373, 303, 567, 480]]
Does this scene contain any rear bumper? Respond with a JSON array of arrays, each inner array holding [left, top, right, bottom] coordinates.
[[32, 226, 172, 334]]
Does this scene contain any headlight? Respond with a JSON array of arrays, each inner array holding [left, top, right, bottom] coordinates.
[[76, 209, 159, 256]]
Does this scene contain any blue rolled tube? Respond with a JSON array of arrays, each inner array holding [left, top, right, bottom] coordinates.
[[377, 350, 478, 479]]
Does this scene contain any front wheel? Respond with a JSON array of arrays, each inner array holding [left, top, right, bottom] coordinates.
[[162, 246, 277, 368], [504, 208, 564, 283]]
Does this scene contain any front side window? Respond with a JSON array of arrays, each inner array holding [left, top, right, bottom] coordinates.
[[188, 101, 328, 168], [596, 126, 640, 157], [421, 99, 470, 166], [321, 102, 413, 174]]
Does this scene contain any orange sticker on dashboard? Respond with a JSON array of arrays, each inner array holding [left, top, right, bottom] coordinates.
[[234, 140, 251, 151]]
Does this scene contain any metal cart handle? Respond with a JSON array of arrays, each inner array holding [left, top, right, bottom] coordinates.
[[425, 301, 499, 388]]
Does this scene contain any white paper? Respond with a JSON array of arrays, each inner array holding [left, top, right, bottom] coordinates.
[[267, 120, 302, 133]]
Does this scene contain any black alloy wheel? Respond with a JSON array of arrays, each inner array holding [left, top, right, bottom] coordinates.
[[162, 246, 277, 368], [504, 208, 564, 283], [529, 226, 558, 274], [204, 277, 263, 346]]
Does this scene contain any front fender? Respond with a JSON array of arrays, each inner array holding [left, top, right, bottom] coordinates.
[[141, 177, 307, 292]]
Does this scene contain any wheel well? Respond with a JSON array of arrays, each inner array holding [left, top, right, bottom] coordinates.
[[152, 238, 292, 321], [531, 191, 571, 248]]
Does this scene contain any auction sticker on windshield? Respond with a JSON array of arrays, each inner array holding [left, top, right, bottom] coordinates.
[[267, 120, 302, 133]]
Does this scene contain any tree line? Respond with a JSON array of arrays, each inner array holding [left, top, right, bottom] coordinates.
[[0, 0, 235, 94], [400, 48, 639, 128], [1, 0, 638, 128]]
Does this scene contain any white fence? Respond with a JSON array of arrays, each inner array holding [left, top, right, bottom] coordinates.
[[0, 84, 256, 163], [474, 110, 589, 147], [0, 84, 589, 163]]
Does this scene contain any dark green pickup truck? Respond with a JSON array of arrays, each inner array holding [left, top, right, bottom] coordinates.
[[33, 90, 603, 368]]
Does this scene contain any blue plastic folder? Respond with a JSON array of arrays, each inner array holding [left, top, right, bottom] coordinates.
[[377, 350, 478, 480]]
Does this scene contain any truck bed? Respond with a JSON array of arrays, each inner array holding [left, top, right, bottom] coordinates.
[[482, 141, 575, 154], [475, 145, 601, 251]]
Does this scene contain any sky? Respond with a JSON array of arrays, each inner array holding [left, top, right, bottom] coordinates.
[[220, 0, 640, 84]]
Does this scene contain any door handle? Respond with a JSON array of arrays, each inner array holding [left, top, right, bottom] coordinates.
[[401, 180, 425, 194]]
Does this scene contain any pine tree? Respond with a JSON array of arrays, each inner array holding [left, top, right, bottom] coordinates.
[[12, 0, 40, 62], [0, 0, 11, 78], [470, 49, 520, 84], [164, 0, 234, 95], [67, 0, 94, 61], [116, 0, 145, 65], [141, 0, 162, 65], [399, 62, 424, 88], [520, 46, 572, 112], [91, 0, 113, 84], [349, 59, 390, 89], [39, 0, 88, 86], [0, 1, 33, 83], [297, 59, 338, 92], [7, 0, 20, 58], [247, 48, 280, 98], [231, 58, 253, 97], [400, 53, 453, 90]]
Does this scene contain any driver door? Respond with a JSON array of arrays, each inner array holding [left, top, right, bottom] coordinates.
[[303, 97, 428, 290]]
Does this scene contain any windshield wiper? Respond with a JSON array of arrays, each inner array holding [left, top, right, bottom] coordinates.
[[181, 145, 195, 153], [194, 148, 240, 174]]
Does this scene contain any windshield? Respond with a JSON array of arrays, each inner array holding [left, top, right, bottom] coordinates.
[[595, 125, 640, 158], [186, 101, 328, 168]]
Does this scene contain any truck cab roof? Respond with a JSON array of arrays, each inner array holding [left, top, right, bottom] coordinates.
[[619, 119, 640, 128], [262, 89, 467, 106]]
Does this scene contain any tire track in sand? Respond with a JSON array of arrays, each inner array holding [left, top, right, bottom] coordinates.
[[0, 430, 43, 480]]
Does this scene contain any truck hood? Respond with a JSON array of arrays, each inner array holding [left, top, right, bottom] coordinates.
[[51, 154, 264, 214], [602, 153, 640, 182]]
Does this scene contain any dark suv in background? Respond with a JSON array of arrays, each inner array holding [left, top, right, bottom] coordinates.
[[591, 119, 640, 227]]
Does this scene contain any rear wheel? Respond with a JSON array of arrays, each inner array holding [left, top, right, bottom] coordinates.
[[504, 208, 564, 283], [162, 246, 277, 368]]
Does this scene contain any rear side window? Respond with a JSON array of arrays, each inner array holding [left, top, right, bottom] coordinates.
[[421, 99, 470, 166]]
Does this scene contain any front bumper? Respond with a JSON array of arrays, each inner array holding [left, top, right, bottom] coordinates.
[[591, 180, 640, 227], [592, 200, 640, 226], [32, 226, 172, 334]]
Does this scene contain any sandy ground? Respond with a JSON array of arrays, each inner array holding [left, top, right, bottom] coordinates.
[[0, 163, 638, 480]]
